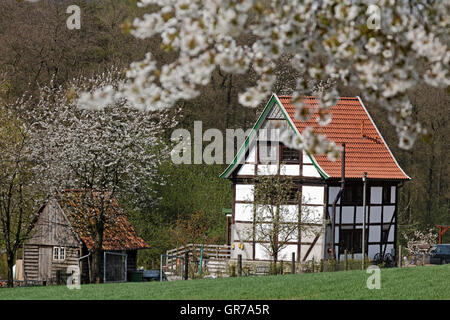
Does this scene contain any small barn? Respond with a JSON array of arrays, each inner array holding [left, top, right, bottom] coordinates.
[[22, 190, 149, 284]]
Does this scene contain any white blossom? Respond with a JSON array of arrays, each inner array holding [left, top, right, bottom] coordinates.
[[76, 0, 449, 156]]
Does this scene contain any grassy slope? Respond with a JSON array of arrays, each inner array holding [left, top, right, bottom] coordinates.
[[1, 265, 449, 300]]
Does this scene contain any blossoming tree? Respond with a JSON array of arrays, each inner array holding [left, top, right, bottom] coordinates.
[[26, 72, 178, 283], [77, 0, 448, 157]]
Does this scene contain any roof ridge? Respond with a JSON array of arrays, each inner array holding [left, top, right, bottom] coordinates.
[[278, 95, 358, 100]]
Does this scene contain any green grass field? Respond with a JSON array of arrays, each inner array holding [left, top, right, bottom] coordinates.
[[1, 264, 449, 300]]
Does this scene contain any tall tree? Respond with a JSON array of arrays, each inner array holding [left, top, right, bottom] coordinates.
[[26, 71, 178, 283], [0, 106, 44, 287]]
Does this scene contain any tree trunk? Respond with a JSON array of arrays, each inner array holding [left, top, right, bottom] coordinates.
[[91, 246, 103, 284], [91, 227, 104, 284], [272, 252, 279, 275], [6, 253, 14, 288]]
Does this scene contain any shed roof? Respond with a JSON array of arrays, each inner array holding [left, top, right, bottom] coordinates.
[[57, 190, 149, 251]]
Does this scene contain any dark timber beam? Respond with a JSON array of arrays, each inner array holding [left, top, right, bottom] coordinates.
[[330, 143, 345, 260]]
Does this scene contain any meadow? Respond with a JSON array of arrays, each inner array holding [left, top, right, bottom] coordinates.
[[1, 264, 449, 300]]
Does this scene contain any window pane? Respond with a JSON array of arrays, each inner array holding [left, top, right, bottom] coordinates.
[[281, 145, 299, 163]]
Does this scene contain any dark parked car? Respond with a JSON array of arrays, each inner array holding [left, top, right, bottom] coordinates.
[[142, 269, 167, 281], [429, 244, 450, 265]]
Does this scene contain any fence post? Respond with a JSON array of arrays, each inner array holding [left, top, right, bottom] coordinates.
[[312, 257, 315, 273], [184, 252, 189, 280], [160, 254, 163, 282], [238, 254, 242, 277], [291, 252, 295, 274], [398, 246, 402, 268], [344, 250, 348, 271], [422, 252, 425, 266]]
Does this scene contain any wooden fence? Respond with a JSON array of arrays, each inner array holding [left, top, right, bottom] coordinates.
[[165, 244, 231, 267]]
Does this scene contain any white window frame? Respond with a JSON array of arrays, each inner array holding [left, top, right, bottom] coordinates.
[[53, 246, 66, 261]]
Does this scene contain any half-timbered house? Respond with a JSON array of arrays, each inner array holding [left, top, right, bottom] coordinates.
[[221, 94, 409, 263], [23, 190, 149, 284]]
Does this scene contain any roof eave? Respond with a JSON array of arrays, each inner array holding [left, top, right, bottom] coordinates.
[[356, 96, 411, 180]]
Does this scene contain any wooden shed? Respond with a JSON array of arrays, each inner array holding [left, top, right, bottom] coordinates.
[[23, 191, 149, 284]]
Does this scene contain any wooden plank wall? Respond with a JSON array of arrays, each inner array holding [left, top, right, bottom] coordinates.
[[23, 244, 39, 280], [23, 245, 80, 281]]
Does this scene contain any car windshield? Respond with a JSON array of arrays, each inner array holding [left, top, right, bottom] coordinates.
[[437, 245, 450, 253]]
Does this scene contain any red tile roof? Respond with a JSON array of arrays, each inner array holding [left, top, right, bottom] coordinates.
[[57, 191, 149, 250], [277, 95, 409, 180]]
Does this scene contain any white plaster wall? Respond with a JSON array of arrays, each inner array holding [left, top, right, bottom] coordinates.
[[235, 203, 254, 221], [231, 242, 253, 260], [231, 222, 254, 260], [301, 226, 321, 243], [257, 164, 278, 175], [233, 222, 252, 243], [300, 236, 324, 262], [254, 223, 273, 241], [254, 205, 277, 222], [307, 237, 324, 261], [302, 165, 321, 177], [302, 205, 323, 223], [371, 187, 383, 204], [237, 164, 255, 176], [279, 245, 298, 261], [279, 228, 298, 242], [302, 186, 324, 205], [280, 205, 299, 223], [247, 145, 256, 162], [302, 151, 312, 164], [255, 243, 271, 260], [280, 164, 300, 176], [235, 184, 254, 201]]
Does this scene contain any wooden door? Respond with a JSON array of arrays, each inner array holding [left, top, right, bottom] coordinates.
[[39, 247, 52, 281]]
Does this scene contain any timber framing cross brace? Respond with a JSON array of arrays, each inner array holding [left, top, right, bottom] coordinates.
[[437, 225, 450, 244]]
